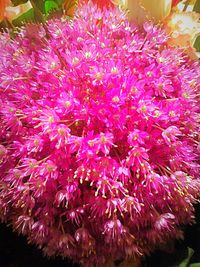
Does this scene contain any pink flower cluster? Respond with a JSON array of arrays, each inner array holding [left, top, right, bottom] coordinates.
[[0, 4, 200, 266]]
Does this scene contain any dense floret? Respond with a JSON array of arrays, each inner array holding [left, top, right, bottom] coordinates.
[[0, 4, 199, 267]]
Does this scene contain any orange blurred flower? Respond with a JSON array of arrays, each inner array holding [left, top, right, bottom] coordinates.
[[63, 0, 78, 16], [0, 0, 10, 21]]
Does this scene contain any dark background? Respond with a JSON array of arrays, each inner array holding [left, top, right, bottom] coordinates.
[[0, 205, 199, 267], [0, 224, 78, 267]]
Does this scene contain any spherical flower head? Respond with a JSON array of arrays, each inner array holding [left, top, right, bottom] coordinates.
[[0, 3, 200, 267]]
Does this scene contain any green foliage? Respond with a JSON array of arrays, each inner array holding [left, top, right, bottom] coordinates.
[[12, 8, 35, 26], [10, 0, 66, 26], [194, 36, 200, 52], [192, 1, 200, 53], [53, 0, 65, 6], [179, 247, 194, 267], [0, 0, 72, 30], [189, 264, 200, 267], [11, 0, 28, 6], [44, 1, 59, 14], [193, 0, 200, 12]]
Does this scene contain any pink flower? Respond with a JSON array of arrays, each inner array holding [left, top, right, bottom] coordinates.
[[0, 145, 7, 163], [74, 227, 95, 256], [14, 215, 34, 235], [0, 4, 199, 267], [162, 125, 181, 145], [128, 130, 148, 146], [154, 213, 175, 231]]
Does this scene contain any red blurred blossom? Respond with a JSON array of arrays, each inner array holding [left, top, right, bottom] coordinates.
[[79, 0, 114, 9], [172, 0, 181, 7]]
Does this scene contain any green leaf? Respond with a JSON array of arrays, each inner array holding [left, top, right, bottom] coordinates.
[[11, 0, 28, 6], [54, 0, 65, 6], [194, 36, 200, 52], [28, 1, 45, 23], [193, 0, 200, 12], [12, 8, 35, 26], [189, 264, 200, 267], [179, 247, 194, 267], [30, 0, 44, 11], [44, 0, 59, 14]]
